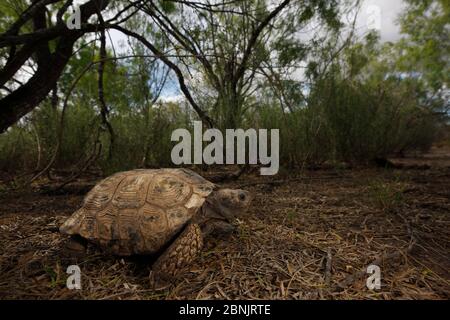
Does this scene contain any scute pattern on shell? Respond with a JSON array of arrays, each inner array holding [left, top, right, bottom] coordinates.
[[60, 169, 215, 255]]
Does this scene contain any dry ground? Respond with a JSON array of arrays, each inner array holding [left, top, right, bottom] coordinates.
[[0, 161, 449, 299]]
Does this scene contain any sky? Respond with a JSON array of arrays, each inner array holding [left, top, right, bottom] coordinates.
[[106, 0, 409, 101], [108, 0, 408, 47]]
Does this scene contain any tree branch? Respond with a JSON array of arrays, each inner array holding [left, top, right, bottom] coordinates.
[[110, 24, 215, 128]]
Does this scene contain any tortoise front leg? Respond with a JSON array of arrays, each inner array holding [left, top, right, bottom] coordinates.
[[151, 223, 203, 282]]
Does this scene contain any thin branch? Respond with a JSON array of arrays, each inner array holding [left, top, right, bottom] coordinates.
[[110, 24, 215, 128]]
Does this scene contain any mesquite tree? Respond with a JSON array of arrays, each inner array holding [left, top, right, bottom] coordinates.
[[0, 0, 297, 133]]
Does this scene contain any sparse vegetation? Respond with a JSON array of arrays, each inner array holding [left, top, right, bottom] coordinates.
[[367, 178, 406, 212]]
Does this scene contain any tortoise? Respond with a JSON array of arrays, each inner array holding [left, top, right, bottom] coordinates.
[[59, 168, 251, 280]]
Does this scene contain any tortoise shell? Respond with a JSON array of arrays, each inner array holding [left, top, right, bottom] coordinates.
[[59, 169, 215, 255]]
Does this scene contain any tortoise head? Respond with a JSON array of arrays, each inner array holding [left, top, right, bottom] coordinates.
[[203, 188, 252, 222]]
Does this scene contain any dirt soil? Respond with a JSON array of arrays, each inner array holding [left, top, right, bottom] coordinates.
[[0, 155, 449, 299]]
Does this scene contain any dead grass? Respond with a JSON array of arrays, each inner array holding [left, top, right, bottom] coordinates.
[[0, 167, 449, 300]]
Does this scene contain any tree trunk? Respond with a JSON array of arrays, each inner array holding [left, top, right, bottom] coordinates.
[[0, 36, 76, 133]]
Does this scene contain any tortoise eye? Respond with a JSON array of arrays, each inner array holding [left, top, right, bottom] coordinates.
[[238, 192, 246, 201]]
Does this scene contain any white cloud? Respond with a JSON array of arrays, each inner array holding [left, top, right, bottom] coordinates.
[[157, 94, 184, 104]]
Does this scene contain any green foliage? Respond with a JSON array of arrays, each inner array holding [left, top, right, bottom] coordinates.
[[0, 99, 190, 175], [99, 102, 191, 175], [367, 178, 406, 212], [158, 0, 177, 13], [0, 0, 445, 177], [254, 33, 440, 167], [255, 78, 438, 167], [397, 0, 450, 92], [0, 123, 37, 171], [0, 42, 189, 175]]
